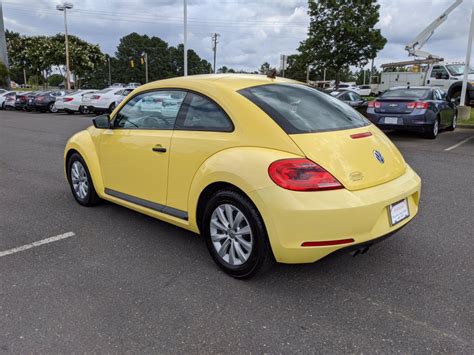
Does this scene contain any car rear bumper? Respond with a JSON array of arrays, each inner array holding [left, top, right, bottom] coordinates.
[[83, 105, 108, 113], [248, 166, 421, 264], [366, 112, 434, 132]]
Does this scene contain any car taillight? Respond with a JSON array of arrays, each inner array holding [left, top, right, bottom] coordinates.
[[407, 101, 429, 109], [268, 158, 343, 191], [368, 101, 381, 108], [91, 95, 101, 100], [63, 97, 74, 102]]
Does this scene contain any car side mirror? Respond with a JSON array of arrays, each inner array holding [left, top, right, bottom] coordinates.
[[93, 114, 111, 129]]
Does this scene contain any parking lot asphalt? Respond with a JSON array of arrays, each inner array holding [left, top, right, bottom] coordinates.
[[1, 110, 473, 353]]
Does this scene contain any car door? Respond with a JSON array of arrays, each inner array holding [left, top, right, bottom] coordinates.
[[428, 65, 450, 90], [166, 92, 238, 214], [435, 89, 454, 127], [98, 90, 187, 209]]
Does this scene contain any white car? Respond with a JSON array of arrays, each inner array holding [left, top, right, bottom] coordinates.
[[357, 85, 372, 96], [126, 82, 141, 88], [55, 90, 98, 114], [2, 91, 16, 109], [82, 88, 133, 114], [114, 88, 134, 107], [0, 91, 15, 109]]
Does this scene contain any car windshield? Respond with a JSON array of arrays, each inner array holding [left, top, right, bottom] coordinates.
[[446, 64, 474, 76], [381, 89, 430, 99], [239, 83, 369, 134]]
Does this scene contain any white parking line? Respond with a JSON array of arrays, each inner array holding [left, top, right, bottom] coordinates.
[[444, 136, 474, 151], [0, 232, 76, 258]]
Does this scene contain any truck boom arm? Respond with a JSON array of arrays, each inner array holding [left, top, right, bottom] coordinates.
[[405, 0, 463, 59]]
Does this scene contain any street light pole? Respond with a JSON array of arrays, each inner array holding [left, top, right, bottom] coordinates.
[[56, 2, 73, 91], [0, 0, 11, 89], [458, 3, 473, 120], [183, 0, 188, 76]]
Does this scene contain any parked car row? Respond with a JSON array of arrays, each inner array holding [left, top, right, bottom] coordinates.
[[0, 86, 136, 115]]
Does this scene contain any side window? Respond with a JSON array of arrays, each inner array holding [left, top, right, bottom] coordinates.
[[114, 90, 186, 130], [438, 89, 447, 100], [431, 66, 449, 78], [339, 92, 350, 101], [114, 90, 123, 96], [348, 92, 360, 101], [176, 93, 233, 132]]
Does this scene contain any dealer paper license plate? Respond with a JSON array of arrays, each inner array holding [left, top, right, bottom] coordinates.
[[384, 117, 399, 125], [389, 199, 410, 226]]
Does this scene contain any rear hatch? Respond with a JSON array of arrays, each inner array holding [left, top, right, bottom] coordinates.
[[375, 98, 416, 114], [289, 125, 407, 191]]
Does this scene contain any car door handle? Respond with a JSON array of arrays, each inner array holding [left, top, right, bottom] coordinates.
[[152, 146, 167, 153]]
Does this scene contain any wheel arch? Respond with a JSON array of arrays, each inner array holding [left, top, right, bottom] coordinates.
[[64, 130, 105, 195], [186, 146, 304, 234]]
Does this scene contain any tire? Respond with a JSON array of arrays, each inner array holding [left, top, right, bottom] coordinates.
[[49, 102, 57, 113], [451, 91, 468, 106], [108, 102, 116, 113], [67, 153, 101, 206], [1, 102, 4, 110], [425, 118, 439, 139], [79, 106, 86, 114], [202, 189, 273, 279], [447, 112, 457, 131]]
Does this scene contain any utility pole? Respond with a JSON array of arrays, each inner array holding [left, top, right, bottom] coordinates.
[[56, 2, 73, 91], [0, 0, 10, 89], [142, 52, 148, 83], [183, 0, 188, 76], [459, 2, 473, 121], [211, 33, 220, 74], [108, 56, 111, 86]]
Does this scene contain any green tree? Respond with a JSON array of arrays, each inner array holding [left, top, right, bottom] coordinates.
[[47, 73, 64, 87], [169, 44, 212, 76], [259, 62, 271, 74], [299, 0, 386, 86], [0, 61, 9, 87]]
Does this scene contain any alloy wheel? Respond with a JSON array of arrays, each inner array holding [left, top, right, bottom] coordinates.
[[71, 161, 89, 200], [433, 120, 439, 137], [210, 204, 253, 266]]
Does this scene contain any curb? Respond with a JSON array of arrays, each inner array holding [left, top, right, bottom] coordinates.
[[458, 124, 474, 129]]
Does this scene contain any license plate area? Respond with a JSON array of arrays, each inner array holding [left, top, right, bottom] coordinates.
[[384, 117, 399, 124], [388, 198, 410, 226]]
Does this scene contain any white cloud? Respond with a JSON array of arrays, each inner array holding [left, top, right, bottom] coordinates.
[[2, 0, 472, 72]]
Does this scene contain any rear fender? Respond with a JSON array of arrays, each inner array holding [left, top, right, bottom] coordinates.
[[186, 147, 304, 232]]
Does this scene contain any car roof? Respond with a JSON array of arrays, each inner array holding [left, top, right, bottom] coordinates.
[[389, 86, 433, 90], [137, 74, 299, 92]]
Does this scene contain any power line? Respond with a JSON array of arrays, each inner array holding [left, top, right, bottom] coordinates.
[[2, 1, 309, 27]]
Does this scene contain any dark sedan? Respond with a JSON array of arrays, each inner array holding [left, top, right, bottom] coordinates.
[[14, 91, 32, 110], [366, 87, 457, 139], [329, 89, 368, 114], [29, 91, 64, 113]]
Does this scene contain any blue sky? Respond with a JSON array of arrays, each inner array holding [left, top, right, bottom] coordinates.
[[2, 0, 472, 72]]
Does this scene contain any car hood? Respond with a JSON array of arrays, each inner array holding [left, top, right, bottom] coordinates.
[[289, 125, 407, 191]]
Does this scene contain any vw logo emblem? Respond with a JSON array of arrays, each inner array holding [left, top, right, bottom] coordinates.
[[373, 150, 385, 164]]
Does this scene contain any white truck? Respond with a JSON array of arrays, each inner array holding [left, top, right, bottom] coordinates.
[[375, 0, 473, 105], [377, 61, 474, 105]]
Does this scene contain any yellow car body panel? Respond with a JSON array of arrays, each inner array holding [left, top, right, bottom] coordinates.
[[64, 74, 422, 264]]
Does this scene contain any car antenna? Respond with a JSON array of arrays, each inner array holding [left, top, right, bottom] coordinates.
[[267, 68, 277, 79]]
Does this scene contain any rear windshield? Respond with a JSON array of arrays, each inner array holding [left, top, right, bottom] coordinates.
[[239, 83, 369, 134], [381, 89, 430, 99]]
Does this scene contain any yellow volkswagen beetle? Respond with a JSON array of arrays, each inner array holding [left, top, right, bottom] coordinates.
[[64, 74, 421, 278]]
